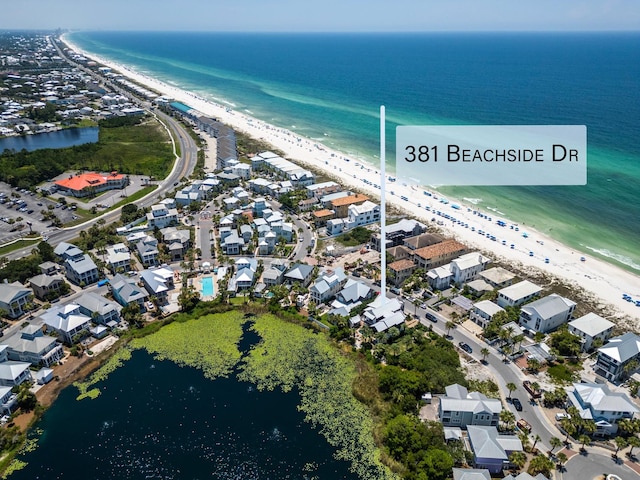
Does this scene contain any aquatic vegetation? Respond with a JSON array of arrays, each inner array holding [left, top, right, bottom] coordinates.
[[75, 347, 132, 400], [132, 312, 245, 380], [1, 460, 27, 478], [239, 315, 398, 480]]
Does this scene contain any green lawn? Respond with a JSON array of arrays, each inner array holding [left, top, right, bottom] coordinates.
[[0, 238, 40, 256]]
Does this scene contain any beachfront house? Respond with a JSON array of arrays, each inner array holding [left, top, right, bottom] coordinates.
[[518, 294, 576, 333], [411, 239, 468, 270], [0, 281, 33, 319], [466, 425, 523, 474], [496, 280, 542, 308], [370, 219, 428, 252], [568, 313, 615, 352], [595, 332, 640, 382], [347, 201, 380, 228], [479, 267, 516, 289], [566, 382, 638, 436], [439, 383, 502, 429], [450, 252, 491, 285]]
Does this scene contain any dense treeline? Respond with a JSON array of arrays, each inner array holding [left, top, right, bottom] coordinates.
[[0, 117, 173, 188], [0, 241, 55, 283]]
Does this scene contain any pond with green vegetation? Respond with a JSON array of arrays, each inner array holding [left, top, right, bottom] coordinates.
[[9, 311, 397, 480]]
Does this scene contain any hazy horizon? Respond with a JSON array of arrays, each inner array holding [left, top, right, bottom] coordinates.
[[1, 0, 638, 33]]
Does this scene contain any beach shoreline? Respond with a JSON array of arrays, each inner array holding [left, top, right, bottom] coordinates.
[[60, 33, 640, 324]]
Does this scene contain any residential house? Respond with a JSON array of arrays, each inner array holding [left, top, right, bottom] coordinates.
[[147, 204, 178, 229], [162, 227, 191, 262], [496, 280, 542, 308], [262, 267, 284, 287], [347, 201, 380, 227], [234, 259, 257, 291], [309, 267, 347, 304], [427, 265, 453, 291], [110, 273, 148, 311], [4, 324, 64, 367], [0, 281, 33, 319], [75, 291, 122, 326], [140, 267, 175, 304], [0, 362, 33, 387], [470, 301, 506, 329], [504, 473, 549, 480], [412, 239, 467, 270], [466, 425, 523, 474], [29, 273, 66, 301], [312, 209, 335, 227], [38, 261, 60, 276], [452, 468, 491, 480], [106, 243, 132, 273], [330, 193, 369, 218], [327, 217, 347, 236], [306, 181, 341, 198], [135, 235, 160, 267], [450, 252, 491, 285], [518, 294, 576, 333], [439, 383, 502, 428], [403, 232, 445, 251], [284, 263, 315, 287], [361, 296, 405, 332], [465, 279, 494, 298], [566, 382, 638, 436], [55, 243, 99, 286], [370, 219, 429, 251], [0, 386, 18, 415], [41, 303, 91, 344], [329, 279, 374, 317], [479, 267, 516, 289], [595, 332, 640, 382], [221, 231, 244, 255], [388, 259, 418, 287], [568, 313, 615, 352]]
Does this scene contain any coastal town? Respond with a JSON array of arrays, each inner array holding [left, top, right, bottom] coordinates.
[[1, 31, 640, 480]]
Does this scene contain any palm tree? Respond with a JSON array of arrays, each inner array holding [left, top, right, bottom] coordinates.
[[550, 436, 563, 453], [527, 357, 541, 373], [518, 431, 531, 453], [480, 347, 490, 363], [509, 451, 526, 471], [527, 455, 555, 477], [561, 417, 577, 442], [627, 435, 640, 458], [613, 436, 628, 457], [556, 452, 568, 470], [506, 382, 517, 399], [445, 320, 456, 337], [500, 410, 516, 430], [578, 434, 591, 451], [532, 433, 541, 452]]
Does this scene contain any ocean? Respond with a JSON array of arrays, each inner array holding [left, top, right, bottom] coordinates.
[[68, 31, 640, 274], [11, 349, 357, 480]]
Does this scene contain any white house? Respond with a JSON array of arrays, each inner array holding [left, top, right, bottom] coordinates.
[[147, 204, 178, 229], [496, 280, 542, 308], [347, 201, 380, 227], [470, 300, 505, 329], [566, 382, 638, 436], [361, 296, 405, 332], [106, 243, 132, 273], [450, 252, 491, 285], [568, 313, 615, 351], [41, 303, 91, 344], [518, 294, 576, 333], [595, 332, 640, 382], [0, 362, 32, 387]]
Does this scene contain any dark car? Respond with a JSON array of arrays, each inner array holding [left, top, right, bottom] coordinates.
[[512, 398, 523, 411], [425, 312, 438, 323], [458, 342, 472, 354]]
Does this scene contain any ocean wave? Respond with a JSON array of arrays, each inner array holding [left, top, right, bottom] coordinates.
[[463, 197, 483, 205], [486, 207, 505, 216], [582, 245, 640, 272]]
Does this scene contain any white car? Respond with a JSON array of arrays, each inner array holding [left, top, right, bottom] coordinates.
[[147, 302, 154, 310]]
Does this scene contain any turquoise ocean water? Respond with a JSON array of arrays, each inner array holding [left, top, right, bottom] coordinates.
[[68, 32, 640, 274]]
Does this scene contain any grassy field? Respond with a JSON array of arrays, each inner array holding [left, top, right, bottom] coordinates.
[[0, 238, 40, 256]]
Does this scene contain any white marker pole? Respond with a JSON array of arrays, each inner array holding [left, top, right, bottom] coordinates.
[[380, 106, 387, 303]]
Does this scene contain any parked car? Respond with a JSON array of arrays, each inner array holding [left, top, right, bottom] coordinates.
[[516, 419, 532, 432], [458, 342, 472, 354], [512, 398, 523, 411], [425, 312, 437, 323]]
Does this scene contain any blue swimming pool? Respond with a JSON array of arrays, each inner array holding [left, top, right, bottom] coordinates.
[[201, 276, 214, 296]]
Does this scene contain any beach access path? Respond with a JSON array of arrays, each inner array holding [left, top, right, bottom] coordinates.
[[62, 34, 640, 325]]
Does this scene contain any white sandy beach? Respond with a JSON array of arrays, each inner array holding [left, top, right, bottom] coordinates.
[[62, 35, 640, 324]]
